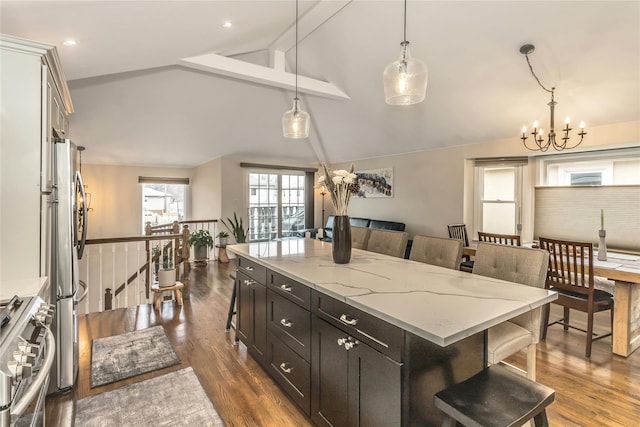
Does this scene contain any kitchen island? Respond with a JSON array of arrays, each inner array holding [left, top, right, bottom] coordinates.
[[228, 239, 556, 426]]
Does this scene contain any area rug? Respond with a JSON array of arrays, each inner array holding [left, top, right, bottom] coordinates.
[[90, 325, 180, 388], [76, 367, 225, 427]]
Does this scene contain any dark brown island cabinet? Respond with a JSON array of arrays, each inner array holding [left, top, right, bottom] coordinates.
[[234, 256, 484, 427]]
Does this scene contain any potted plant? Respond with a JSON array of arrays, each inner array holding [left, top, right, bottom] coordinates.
[[157, 246, 175, 287], [220, 212, 249, 243], [217, 231, 230, 247], [188, 229, 214, 260]]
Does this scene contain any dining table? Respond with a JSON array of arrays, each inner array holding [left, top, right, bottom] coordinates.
[[463, 246, 640, 357]]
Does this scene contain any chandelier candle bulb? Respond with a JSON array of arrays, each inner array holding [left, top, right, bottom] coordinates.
[[601, 209, 604, 230]]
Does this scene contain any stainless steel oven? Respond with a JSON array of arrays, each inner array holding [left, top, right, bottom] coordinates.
[[0, 296, 55, 427]]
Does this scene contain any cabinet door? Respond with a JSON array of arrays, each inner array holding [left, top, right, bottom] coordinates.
[[348, 339, 402, 427], [312, 317, 350, 427], [236, 272, 253, 345]]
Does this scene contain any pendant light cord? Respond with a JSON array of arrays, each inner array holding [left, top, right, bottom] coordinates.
[[295, 0, 299, 100], [403, 0, 407, 43], [524, 53, 553, 94]]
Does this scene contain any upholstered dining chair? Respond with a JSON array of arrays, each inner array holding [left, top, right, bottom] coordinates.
[[538, 237, 614, 358], [366, 229, 409, 258], [477, 231, 521, 246], [447, 224, 474, 272], [350, 226, 371, 250], [472, 242, 549, 380], [409, 235, 463, 270]]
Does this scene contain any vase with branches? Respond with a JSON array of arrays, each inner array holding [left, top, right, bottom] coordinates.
[[319, 163, 358, 264]]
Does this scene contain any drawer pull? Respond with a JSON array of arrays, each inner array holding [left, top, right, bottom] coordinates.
[[279, 362, 292, 374], [280, 318, 293, 328], [339, 314, 358, 326], [244, 266, 254, 272], [243, 279, 254, 286], [279, 284, 293, 292], [337, 337, 348, 347]]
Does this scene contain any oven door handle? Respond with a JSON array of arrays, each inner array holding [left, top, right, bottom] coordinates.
[[75, 279, 88, 304], [11, 327, 55, 417]]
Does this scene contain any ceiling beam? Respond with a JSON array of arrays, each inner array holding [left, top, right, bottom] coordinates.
[[177, 52, 350, 100]]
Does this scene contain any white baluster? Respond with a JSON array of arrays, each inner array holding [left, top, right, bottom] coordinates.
[[98, 245, 103, 312], [124, 242, 129, 308], [111, 243, 116, 310]]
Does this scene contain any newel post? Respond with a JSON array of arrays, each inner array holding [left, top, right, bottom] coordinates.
[[104, 288, 113, 310], [145, 221, 152, 235], [182, 224, 191, 261]]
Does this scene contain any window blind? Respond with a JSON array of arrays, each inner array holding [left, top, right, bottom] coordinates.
[[138, 176, 190, 184], [534, 185, 640, 252]]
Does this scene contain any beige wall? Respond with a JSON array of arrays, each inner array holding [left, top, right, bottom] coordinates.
[[191, 157, 222, 220], [330, 120, 640, 241], [82, 164, 192, 238], [84, 120, 639, 243]]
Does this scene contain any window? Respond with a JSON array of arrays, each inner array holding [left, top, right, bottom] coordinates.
[[541, 149, 640, 186], [247, 171, 308, 241], [139, 177, 189, 231], [473, 160, 526, 239]]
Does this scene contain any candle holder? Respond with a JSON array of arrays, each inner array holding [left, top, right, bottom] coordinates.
[[516, 223, 522, 236], [597, 229, 607, 261]]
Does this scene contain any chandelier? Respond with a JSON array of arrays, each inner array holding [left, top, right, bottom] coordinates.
[[519, 44, 586, 152]]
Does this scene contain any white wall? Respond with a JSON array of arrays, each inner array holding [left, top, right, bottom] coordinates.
[[82, 164, 192, 238]]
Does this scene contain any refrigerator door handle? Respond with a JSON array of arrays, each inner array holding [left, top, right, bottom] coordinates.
[[75, 280, 88, 304], [76, 171, 88, 259]]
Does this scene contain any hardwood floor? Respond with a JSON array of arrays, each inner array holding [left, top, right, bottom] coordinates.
[[45, 260, 640, 426]]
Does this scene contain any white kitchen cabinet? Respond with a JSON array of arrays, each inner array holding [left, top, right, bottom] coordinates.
[[0, 34, 73, 282]]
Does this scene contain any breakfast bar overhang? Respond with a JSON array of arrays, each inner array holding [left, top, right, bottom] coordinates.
[[228, 239, 557, 426]]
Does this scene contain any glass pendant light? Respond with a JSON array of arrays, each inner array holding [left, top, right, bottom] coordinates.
[[283, 0, 310, 138], [383, 0, 428, 106]]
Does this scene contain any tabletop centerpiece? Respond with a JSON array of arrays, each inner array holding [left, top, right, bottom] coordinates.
[[320, 163, 358, 264]]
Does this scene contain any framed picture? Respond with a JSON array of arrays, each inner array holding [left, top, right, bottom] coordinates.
[[354, 168, 393, 198]]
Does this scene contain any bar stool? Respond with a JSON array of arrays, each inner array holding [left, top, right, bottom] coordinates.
[[225, 272, 239, 343], [434, 365, 555, 427]]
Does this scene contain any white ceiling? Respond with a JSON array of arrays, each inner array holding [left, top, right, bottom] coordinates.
[[2, 1, 639, 167]]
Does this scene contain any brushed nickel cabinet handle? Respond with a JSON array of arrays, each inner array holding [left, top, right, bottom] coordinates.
[[280, 318, 293, 328], [339, 314, 358, 326], [279, 284, 293, 292], [279, 362, 292, 374], [244, 266, 254, 272]]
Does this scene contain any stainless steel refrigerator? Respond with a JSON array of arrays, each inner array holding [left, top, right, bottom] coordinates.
[[48, 138, 88, 394]]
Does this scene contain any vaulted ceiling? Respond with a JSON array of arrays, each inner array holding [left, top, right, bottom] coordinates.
[[2, 1, 639, 167]]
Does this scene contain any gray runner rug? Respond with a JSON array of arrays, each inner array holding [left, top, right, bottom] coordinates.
[[90, 325, 180, 388], [76, 367, 225, 426]]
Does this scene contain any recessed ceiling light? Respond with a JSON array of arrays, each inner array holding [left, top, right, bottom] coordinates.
[[222, 21, 233, 29], [63, 39, 78, 46]]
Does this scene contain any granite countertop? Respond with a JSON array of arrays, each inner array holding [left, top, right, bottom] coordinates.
[[0, 277, 49, 303], [228, 239, 557, 347]]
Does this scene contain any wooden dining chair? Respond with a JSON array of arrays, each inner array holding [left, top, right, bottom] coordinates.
[[447, 224, 474, 272], [350, 226, 371, 250], [478, 231, 521, 246], [538, 237, 614, 358], [473, 242, 549, 380], [409, 235, 463, 270], [366, 229, 409, 258]]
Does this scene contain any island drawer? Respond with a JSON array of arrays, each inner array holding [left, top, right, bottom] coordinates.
[[268, 290, 311, 361], [312, 291, 404, 362], [267, 331, 311, 416], [237, 256, 267, 284], [268, 271, 311, 310]]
